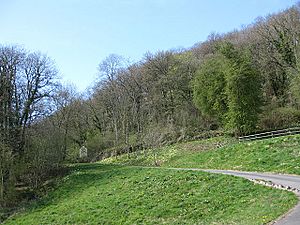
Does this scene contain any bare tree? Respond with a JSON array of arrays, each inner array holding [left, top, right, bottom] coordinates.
[[96, 54, 127, 146], [18, 52, 58, 151], [0, 45, 59, 206], [52, 84, 78, 160]]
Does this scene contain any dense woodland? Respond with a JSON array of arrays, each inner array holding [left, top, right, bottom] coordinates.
[[1, 4, 300, 208]]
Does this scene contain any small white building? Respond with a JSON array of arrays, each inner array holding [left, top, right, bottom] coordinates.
[[79, 146, 88, 158]]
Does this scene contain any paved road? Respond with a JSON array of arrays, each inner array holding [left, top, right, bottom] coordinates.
[[203, 169, 300, 225]]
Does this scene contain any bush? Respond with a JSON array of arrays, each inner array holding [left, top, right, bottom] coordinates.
[[22, 128, 65, 189], [142, 124, 180, 148], [85, 132, 107, 160], [258, 107, 300, 130]]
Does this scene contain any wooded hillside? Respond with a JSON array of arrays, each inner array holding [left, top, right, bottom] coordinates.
[[1, 3, 300, 209]]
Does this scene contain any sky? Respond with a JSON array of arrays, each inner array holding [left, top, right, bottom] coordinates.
[[0, 0, 298, 91]]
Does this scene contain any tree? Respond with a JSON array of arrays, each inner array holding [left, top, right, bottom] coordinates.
[[193, 42, 262, 135], [0, 45, 59, 206], [52, 84, 78, 160], [193, 54, 229, 123], [96, 54, 127, 146], [0, 47, 58, 154], [142, 50, 197, 127], [0, 142, 14, 206], [19, 52, 58, 151], [0, 46, 25, 153], [254, 6, 300, 104], [220, 43, 262, 135]]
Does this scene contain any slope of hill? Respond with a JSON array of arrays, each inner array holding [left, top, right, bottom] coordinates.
[[103, 135, 300, 175], [3, 163, 297, 225]]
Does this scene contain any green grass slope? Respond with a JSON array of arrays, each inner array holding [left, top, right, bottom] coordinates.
[[165, 135, 300, 174], [4, 164, 297, 225], [102, 136, 235, 166], [103, 135, 300, 175]]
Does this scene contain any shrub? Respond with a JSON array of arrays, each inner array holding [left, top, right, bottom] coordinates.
[[258, 107, 300, 130], [85, 132, 107, 160]]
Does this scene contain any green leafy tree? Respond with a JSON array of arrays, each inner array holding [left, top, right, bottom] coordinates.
[[192, 54, 229, 123], [193, 42, 262, 135], [221, 43, 262, 135]]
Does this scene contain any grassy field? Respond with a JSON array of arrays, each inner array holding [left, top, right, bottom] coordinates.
[[102, 136, 235, 166], [166, 135, 300, 174], [3, 163, 297, 225], [4, 135, 300, 224], [103, 135, 300, 175]]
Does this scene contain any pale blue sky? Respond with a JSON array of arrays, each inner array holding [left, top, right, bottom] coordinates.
[[1, 0, 298, 91]]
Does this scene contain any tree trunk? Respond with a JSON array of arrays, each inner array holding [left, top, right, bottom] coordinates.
[[0, 168, 4, 203], [113, 118, 118, 146]]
